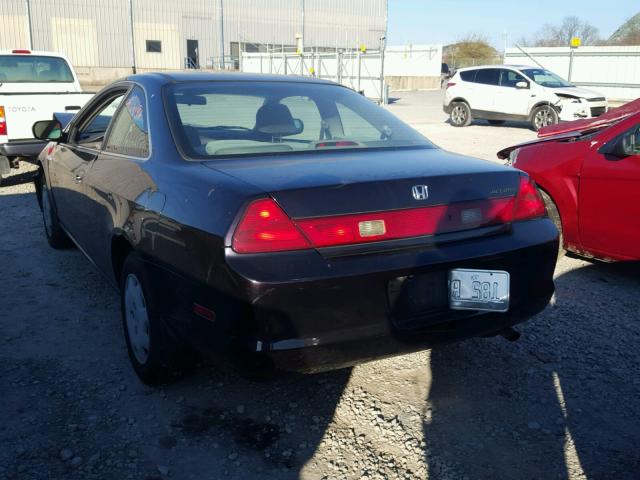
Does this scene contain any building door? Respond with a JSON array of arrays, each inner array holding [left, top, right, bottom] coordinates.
[[187, 39, 199, 69]]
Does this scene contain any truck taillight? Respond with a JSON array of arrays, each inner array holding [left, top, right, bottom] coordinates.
[[0, 106, 7, 136]]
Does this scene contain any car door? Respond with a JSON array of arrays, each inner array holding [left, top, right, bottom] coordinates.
[[81, 85, 154, 275], [493, 69, 532, 117], [579, 119, 640, 259], [469, 68, 500, 113], [49, 88, 127, 249]]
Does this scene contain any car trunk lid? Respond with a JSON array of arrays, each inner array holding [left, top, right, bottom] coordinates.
[[204, 148, 522, 219]]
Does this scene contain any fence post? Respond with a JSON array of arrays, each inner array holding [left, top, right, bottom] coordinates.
[[128, 0, 137, 73], [357, 50, 362, 92], [284, 53, 288, 75], [379, 36, 386, 104]]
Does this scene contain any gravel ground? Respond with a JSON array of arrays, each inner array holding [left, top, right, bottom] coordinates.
[[1, 90, 639, 480]]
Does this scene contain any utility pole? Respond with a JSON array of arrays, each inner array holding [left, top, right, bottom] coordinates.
[[218, 0, 225, 69], [25, 0, 33, 49], [128, 0, 137, 73], [300, 0, 305, 51]]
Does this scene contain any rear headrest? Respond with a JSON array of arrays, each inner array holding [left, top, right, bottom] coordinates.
[[254, 103, 298, 136]]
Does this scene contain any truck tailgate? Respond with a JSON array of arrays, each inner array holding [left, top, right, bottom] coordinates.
[[0, 92, 94, 141]]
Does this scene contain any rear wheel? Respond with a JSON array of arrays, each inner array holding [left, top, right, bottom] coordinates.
[[39, 172, 72, 249], [449, 101, 472, 127], [488, 119, 505, 125], [531, 105, 559, 131], [120, 252, 196, 385], [539, 189, 565, 259]]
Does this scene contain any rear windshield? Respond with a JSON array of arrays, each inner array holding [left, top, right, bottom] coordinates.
[[0, 55, 74, 83], [164, 81, 434, 159]]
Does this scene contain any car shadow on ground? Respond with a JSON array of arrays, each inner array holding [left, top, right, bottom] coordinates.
[[0, 169, 38, 188], [423, 260, 640, 479]]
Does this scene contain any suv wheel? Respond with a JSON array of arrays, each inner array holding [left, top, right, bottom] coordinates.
[[531, 105, 559, 131], [450, 101, 472, 127]]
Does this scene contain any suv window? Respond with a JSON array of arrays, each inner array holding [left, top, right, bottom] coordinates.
[[104, 86, 150, 158], [475, 69, 500, 86], [500, 69, 527, 88], [460, 70, 476, 82]]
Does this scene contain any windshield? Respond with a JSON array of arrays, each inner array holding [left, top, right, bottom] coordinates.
[[164, 81, 435, 159], [0, 55, 74, 83], [521, 68, 573, 88]]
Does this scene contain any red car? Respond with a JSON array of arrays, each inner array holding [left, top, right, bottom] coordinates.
[[498, 99, 640, 261]]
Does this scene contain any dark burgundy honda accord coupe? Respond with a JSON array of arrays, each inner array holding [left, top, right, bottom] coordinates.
[[33, 73, 557, 384]]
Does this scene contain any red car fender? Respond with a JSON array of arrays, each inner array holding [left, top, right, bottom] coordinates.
[[514, 141, 587, 251]]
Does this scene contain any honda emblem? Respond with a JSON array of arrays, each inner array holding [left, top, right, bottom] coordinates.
[[412, 185, 429, 200]]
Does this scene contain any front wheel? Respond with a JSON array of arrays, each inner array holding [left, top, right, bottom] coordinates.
[[538, 189, 565, 259], [531, 105, 559, 131], [449, 101, 472, 127], [120, 252, 196, 385]]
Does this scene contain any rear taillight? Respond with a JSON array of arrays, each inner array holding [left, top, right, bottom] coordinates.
[[513, 176, 546, 221], [232, 180, 545, 254], [0, 106, 6, 136], [232, 198, 311, 253], [446, 82, 456, 89], [12, 49, 31, 54], [296, 199, 514, 248]]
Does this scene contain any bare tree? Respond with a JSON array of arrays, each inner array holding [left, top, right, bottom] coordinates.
[[528, 16, 601, 46]]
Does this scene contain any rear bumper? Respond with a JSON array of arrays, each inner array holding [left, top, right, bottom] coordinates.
[[0, 139, 46, 160], [163, 218, 558, 373]]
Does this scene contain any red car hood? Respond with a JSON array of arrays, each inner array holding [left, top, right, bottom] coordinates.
[[538, 98, 640, 138], [497, 98, 640, 160]]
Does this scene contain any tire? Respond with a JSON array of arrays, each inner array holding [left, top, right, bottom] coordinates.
[[488, 120, 505, 125], [120, 252, 195, 385], [538, 189, 565, 259], [39, 172, 73, 249], [530, 105, 559, 131], [449, 101, 472, 127]]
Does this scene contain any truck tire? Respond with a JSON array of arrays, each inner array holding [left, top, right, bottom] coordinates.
[[539, 189, 565, 259], [40, 173, 73, 249], [449, 101, 472, 127], [120, 252, 196, 385]]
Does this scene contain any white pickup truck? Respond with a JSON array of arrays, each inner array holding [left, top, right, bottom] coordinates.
[[0, 49, 95, 183]]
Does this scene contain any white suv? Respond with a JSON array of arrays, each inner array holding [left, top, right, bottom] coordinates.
[[443, 65, 608, 130]]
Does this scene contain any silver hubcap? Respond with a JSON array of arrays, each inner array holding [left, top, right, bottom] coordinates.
[[451, 105, 467, 125], [42, 185, 53, 237], [124, 274, 150, 365], [535, 108, 555, 129]]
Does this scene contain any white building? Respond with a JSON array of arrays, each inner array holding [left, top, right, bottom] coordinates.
[[0, 0, 388, 88]]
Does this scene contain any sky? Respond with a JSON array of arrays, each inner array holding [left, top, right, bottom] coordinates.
[[387, 0, 639, 48]]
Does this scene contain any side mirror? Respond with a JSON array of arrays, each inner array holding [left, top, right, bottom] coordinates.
[[32, 119, 63, 141], [602, 132, 635, 159], [515, 81, 529, 89]]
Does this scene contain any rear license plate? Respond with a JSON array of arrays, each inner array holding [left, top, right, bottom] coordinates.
[[449, 269, 510, 312]]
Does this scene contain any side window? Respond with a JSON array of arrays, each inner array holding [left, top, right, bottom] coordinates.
[[500, 70, 527, 88], [475, 68, 500, 86], [633, 125, 640, 155], [104, 86, 149, 158], [279, 96, 322, 141], [75, 93, 125, 144], [460, 70, 476, 82]]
